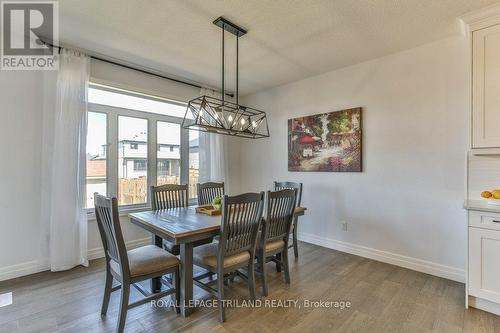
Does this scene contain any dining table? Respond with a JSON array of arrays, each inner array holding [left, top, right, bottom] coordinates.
[[129, 206, 307, 317]]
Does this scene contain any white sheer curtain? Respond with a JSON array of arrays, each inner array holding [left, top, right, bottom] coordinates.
[[198, 88, 229, 189], [44, 49, 90, 271]]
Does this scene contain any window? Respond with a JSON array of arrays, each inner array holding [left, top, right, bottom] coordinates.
[[133, 159, 147, 171], [88, 84, 192, 119], [157, 122, 180, 186], [87, 84, 198, 210], [85, 112, 107, 208], [118, 116, 148, 205]]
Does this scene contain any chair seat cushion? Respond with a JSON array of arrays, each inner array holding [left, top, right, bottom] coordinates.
[[110, 245, 179, 277], [193, 243, 250, 268], [260, 239, 285, 253]]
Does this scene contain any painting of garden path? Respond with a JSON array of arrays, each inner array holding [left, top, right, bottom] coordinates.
[[288, 107, 362, 172]]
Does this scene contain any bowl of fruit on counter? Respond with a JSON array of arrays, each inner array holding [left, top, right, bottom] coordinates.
[[481, 190, 500, 205]]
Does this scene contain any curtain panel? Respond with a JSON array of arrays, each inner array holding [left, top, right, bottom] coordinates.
[[43, 49, 90, 271], [198, 88, 229, 189]]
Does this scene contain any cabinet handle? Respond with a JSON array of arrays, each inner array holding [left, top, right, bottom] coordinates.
[[492, 220, 500, 223]]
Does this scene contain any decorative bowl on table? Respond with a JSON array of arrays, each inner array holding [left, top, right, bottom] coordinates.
[[195, 196, 223, 216]]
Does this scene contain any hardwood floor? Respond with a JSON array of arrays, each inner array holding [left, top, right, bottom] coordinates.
[[1, 242, 499, 333]]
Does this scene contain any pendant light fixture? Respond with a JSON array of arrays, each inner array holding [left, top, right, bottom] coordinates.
[[182, 17, 269, 139]]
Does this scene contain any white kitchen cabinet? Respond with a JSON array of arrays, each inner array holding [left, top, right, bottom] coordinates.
[[469, 225, 500, 304], [472, 24, 500, 149], [464, 4, 500, 316]]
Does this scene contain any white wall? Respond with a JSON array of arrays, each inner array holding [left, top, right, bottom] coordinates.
[[0, 71, 47, 276], [240, 35, 469, 282]]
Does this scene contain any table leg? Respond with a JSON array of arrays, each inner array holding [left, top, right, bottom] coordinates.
[[151, 235, 163, 293], [180, 242, 194, 317]]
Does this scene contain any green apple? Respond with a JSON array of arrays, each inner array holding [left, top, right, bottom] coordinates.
[[212, 196, 222, 210]]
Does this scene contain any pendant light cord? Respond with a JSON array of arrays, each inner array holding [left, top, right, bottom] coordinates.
[[236, 36, 239, 105], [222, 23, 225, 105]]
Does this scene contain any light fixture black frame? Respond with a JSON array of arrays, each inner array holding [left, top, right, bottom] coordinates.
[[183, 95, 269, 139], [182, 16, 270, 139]]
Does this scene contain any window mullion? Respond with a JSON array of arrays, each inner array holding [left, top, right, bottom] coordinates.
[[148, 118, 157, 205], [107, 111, 119, 198], [180, 127, 189, 187]]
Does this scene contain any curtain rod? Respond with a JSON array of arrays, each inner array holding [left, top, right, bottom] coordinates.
[[41, 38, 234, 98]]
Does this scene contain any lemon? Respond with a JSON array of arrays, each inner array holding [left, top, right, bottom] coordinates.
[[482, 191, 493, 198], [493, 190, 500, 199]]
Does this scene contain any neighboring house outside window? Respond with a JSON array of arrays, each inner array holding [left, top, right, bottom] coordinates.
[[133, 159, 147, 171]]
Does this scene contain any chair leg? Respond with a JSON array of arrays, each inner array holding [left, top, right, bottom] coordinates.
[[164, 273, 173, 285], [275, 252, 282, 272], [292, 217, 299, 259], [174, 267, 180, 314], [217, 271, 226, 322], [248, 260, 256, 301], [101, 267, 113, 316], [258, 250, 268, 296], [283, 249, 290, 284], [116, 283, 130, 333]]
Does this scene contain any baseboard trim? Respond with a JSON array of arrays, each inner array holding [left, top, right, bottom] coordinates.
[[0, 259, 49, 282], [298, 232, 465, 283], [0, 237, 151, 282], [469, 296, 500, 316]]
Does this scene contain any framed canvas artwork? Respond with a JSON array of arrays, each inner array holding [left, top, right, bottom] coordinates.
[[288, 107, 362, 172]]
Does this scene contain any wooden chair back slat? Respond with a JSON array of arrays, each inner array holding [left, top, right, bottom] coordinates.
[[218, 192, 264, 257], [197, 182, 225, 206], [151, 184, 189, 210], [263, 189, 297, 242], [94, 193, 130, 274], [274, 181, 302, 207]]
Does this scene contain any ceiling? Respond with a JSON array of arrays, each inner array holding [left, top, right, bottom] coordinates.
[[59, 0, 499, 96]]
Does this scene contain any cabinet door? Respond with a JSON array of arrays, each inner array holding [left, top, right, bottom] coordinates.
[[469, 227, 500, 303], [473, 24, 500, 148]]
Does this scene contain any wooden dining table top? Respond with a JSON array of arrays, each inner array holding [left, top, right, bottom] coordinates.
[[129, 206, 307, 240]]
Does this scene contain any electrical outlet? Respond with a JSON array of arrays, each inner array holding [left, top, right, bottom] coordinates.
[[341, 221, 348, 231]]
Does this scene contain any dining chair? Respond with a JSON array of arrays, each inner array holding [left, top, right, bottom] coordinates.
[[257, 189, 297, 296], [192, 192, 265, 322], [94, 193, 180, 333], [197, 182, 225, 206], [274, 181, 303, 259], [151, 184, 188, 255], [151, 183, 189, 210]]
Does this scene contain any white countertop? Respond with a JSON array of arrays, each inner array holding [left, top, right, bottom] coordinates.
[[464, 200, 500, 213]]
